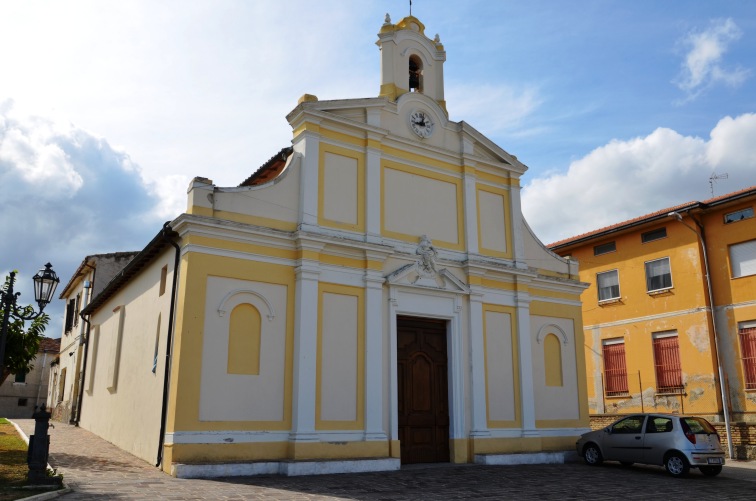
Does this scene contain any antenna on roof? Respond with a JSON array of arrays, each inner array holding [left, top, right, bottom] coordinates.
[[709, 172, 728, 197], [409, 0, 412, 16]]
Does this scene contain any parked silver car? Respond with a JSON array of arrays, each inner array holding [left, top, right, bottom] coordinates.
[[576, 413, 725, 477]]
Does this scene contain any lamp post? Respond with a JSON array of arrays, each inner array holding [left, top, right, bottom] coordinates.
[[0, 263, 60, 377], [667, 212, 734, 459]]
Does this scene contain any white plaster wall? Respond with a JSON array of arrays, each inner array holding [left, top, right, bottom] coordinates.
[[199, 276, 287, 422], [484, 311, 516, 422], [320, 293, 358, 421], [478, 191, 507, 253], [214, 158, 301, 224], [79, 249, 174, 463], [322, 153, 358, 225], [521, 219, 577, 276], [530, 315, 580, 420], [383, 167, 458, 243]]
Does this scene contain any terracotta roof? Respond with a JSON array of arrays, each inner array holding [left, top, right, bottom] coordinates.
[[239, 147, 294, 187], [38, 337, 60, 353], [548, 185, 756, 250]]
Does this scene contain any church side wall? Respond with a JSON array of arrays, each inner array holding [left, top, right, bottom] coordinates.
[[78, 248, 175, 464]]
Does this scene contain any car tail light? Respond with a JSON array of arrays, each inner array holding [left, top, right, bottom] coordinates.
[[684, 430, 696, 444], [680, 420, 696, 445]]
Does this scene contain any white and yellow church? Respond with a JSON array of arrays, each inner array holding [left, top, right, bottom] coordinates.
[[77, 15, 589, 477]]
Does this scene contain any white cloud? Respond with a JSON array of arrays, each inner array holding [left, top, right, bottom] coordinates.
[[522, 113, 756, 245], [675, 18, 749, 101], [0, 104, 181, 337]]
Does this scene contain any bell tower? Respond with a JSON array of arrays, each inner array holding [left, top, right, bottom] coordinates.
[[377, 14, 447, 112]]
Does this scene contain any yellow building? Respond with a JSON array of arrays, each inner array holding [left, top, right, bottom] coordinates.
[[550, 186, 756, 457], [75, 15, 589, 477]]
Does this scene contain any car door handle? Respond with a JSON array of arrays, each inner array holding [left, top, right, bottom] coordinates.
[[635, 436, 641, 440]]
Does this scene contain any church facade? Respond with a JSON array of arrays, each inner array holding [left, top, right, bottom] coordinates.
[[78, 15, 589, 477]]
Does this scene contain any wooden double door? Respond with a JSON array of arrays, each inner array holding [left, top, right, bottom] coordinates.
[[397, 316, 450, 464]]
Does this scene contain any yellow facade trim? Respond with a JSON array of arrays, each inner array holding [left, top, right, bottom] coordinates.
[[289, 440, 389, 460], [481, 277, 516, 290], [318, 143, 366, 232], [315, 283, 366, 431], [476, 183, 513, 259], [381, 145, 462, 174], [450, 438, 469, 463], [482, 304, 521, 429], [167, 253, 296, 433], [320, 128, 366, 149], [529, 287, 581, 302], [476, 169, 513, 186], [211, 210, 298, 232], [188, 206, 213, 217], [380, 160, 465, 251], [185, 235, 297, 261]]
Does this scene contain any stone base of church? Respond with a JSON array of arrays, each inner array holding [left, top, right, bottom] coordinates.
[[171, 457, 401, 478], [474, 451, 579, 465]]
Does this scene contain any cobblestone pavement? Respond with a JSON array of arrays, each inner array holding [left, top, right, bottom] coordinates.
[[13, 420, 756, 500]]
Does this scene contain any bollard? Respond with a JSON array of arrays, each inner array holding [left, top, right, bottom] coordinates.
[[27, 404, 56, 485]]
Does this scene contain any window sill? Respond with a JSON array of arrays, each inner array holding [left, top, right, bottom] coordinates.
[[12, 382, 27, 386], [655, 390, 685, 396], [605, 393, 631, 399], [598, 298, 623, 306], [648, 287, 673, 296]]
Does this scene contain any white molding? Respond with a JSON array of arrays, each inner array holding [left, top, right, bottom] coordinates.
[[535, 324, 568, 345], [217, 289, 276, 320]]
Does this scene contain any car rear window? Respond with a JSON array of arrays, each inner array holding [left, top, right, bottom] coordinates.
[[681, 417, 716, 434]]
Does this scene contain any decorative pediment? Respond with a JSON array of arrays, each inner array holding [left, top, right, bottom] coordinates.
[[385, 235, 469, 294]]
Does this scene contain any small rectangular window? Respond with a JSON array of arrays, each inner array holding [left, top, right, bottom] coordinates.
[[739, 322, 756, 390], [653, 332, 684, 393], [159, 265, 168, 297], [642, 227, 667, 243], [64, 299, 76, 333], [597, 270, 620, 301], [17, 398, 28, 407], [645, 257, 672, 292], [14, 372, 26, 383], [602, 339, 628, 396], [730, 239, 756, 278], [73, 293, 81, 327], [724, 207, 754, 224], [594, 241, 616, 256]]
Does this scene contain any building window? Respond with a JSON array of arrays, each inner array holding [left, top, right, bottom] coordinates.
[[652, 332, 684, 393], [159, 265, 168, 297], [724, 207, 754, 224], [739, 323, 756, 390], [152, 314, 161, 374], [602, 339, 628, 396], [18, 398, 28, 407], [594, 241, 616, 256], [58, 368, 67, 402], [64, 299, 76, 333], [597, 270, 620, 301], [14, 372, 26, 383], [409, 54, 423, 92], [730, 239, 756, 278], [73, 293, 81, 327], [645, 257, 672, 292], [641, 227, 667, 243]]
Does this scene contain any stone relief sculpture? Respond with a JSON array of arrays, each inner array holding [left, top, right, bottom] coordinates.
[[415, 234, 439, 277]]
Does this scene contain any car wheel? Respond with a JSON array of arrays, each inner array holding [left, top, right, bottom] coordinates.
[[620, 462, 634, 467], [664, 453, 690, 477], [699, 465, 722, 476], [583, 443, 603, 466]]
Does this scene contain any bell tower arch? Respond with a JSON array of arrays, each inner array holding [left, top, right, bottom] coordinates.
[[377, 15, 447, 113]]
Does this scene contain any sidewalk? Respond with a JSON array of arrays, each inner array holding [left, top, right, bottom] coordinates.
[[11, 419, 756, 500]]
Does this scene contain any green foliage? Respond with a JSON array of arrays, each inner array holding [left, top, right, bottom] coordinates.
[[1, 274, 50, 385]]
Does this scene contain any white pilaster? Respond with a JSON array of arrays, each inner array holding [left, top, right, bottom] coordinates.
[[294, 127, 321, 231], [515, 284, 538, 437], [468, 285, 489, 437], [364, 265, 386, 441], [462, 161, 479, 255], [449, 296, 465, 439], [366, 130, 383, 244], [509, 181, 528, 270], [388, 288, 399, 442], [290, 255, 321, 442]]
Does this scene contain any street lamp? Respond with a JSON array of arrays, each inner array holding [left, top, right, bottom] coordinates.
[[0, 263, 60, 377], [668, 212, 734, 459]]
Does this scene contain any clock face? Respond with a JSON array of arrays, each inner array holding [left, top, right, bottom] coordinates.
[[409, 109, 434, 138]]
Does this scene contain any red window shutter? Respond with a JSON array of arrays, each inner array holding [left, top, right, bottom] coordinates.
[[653, 336, 683, 392], [603, 343, 628, 395], [740, 327, 756, 390]]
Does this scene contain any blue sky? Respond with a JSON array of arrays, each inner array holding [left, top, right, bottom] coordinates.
[[1, 1, 755, 336]]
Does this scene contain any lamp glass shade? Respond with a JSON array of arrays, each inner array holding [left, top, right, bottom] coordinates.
[[33, 263, 59, 309]]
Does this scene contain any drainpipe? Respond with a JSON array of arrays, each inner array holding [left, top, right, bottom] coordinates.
[[668, 211, 734, 459], [156, 222, 181, 468], [73, 278, 93, 426]]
